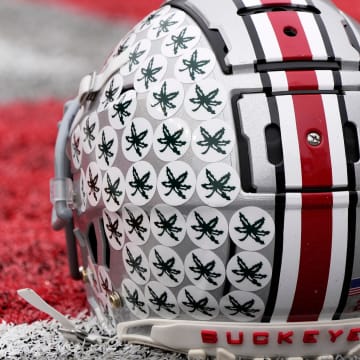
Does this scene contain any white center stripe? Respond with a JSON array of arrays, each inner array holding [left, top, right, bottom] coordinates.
[[319, 192, 349, 320], [268, 71, 289, 92], [272, 193, 302, 320], [251, 12, 283, 61], [315, 70, 335, 90], [241, 0, 262, 6], [298, 12, 328, 60], [322, 94, 348, 187], [291, 0, 308, 5], [277, 95, 302, 189]]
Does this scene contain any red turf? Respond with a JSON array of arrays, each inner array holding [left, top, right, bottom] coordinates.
[[24, 0, 163, 21], [0, 100, 87, 324], [21, 0, 360, 22]]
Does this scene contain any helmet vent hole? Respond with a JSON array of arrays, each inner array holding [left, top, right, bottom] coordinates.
[[284, 26, 298, 37], [265, 123, 283, 166], [272, 7, 287, 12], [87, 223, 98, 264], [100, 219, 111, 269], [344, 121, 360, 163]]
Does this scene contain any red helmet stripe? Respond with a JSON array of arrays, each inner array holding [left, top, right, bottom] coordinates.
[[268, 10, 312, 61], [292, 94, 333, 188], [264, 8, 348, 322], [288, 193, 333, 322]]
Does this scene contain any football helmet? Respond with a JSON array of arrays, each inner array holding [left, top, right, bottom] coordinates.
[[51, 0, 360, 358]]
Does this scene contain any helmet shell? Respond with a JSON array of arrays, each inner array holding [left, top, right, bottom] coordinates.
[[61, 0, 360, 356]]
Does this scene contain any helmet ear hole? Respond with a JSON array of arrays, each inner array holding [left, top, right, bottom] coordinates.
[[283, 26, 298, 37]]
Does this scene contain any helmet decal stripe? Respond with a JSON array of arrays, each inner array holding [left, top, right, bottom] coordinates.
[[288, 193, 332, 321], [262, 193, 286, 321], [267, 70, 335, 92], [334, 192, 357, 319], [251, 13, 284, 61], [257, 4, 350, 321], [276, 95, 302, 188], [321, 94, 348, 187], [286, 70, 318, 91], [267, 10, 313, 61], [318, 192, 349, 320], [336, 94, 357, 190], [271, 193, 303, 321], [296, 11, 328, 60], [307, 0, 336, 60], [292, 94, 333, 188], [238, 0, 334, 64], [240, 0, 309, 8]]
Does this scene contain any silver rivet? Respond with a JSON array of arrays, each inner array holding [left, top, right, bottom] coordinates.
[[109, 291, 123, 309], [307, 132, 322, 147]]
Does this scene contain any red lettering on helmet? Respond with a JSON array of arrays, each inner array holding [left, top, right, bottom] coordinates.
[[278, 331, 294, 344], [201, 330, 218, 344], [347, 328, 360, 342], [303, 330, 319, 344], [226, 331, 244, 345], [253, 332, 269, 345], [329, 329, 344, 343]]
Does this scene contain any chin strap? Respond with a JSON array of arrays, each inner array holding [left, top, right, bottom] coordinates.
[[17, 288, 106, 345]]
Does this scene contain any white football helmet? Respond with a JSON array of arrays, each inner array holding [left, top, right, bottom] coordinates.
[[51, 0, 360, 358]]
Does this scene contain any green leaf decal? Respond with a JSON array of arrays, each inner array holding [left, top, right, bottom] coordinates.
[[196, 126, 230, 155], [125, 122, 149, 157], [98, 131, 115, 166], [161, 166, 191, 199], [153, 249, 181, 283], [189, 253, 222, 286], [232, 255, 267, 287], [124, 207, 147, 242], [112, 94, 133, 126], [129, 167, 153, 199], [190, 84, 222, 114], [128, 42, 146, 72], [235, 212, 270, 245], [225, 295, 260, 318], [166, 27, 195, 55], [104, 173, 122, 205], [137, 57, 163, 90], [151, 81, 180, 117], [154, 208, 182, 242], [201, 169, 236, 200], [157, 123, 186, 155], [179, 49, 211, 81], [153, 13, 178, 38], [191, 211, 223, 245]]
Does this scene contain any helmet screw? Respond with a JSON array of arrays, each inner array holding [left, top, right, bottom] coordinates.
[[109, 291, 123, 309], [79, 266, 89, 283], [307, 132, 322, 147]]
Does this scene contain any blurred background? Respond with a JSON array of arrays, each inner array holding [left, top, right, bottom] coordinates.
[[0, 0, 358, 103], [0, 0, 162, 324], [0, 0, 162, 102], [0, 0, 359, 325]]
